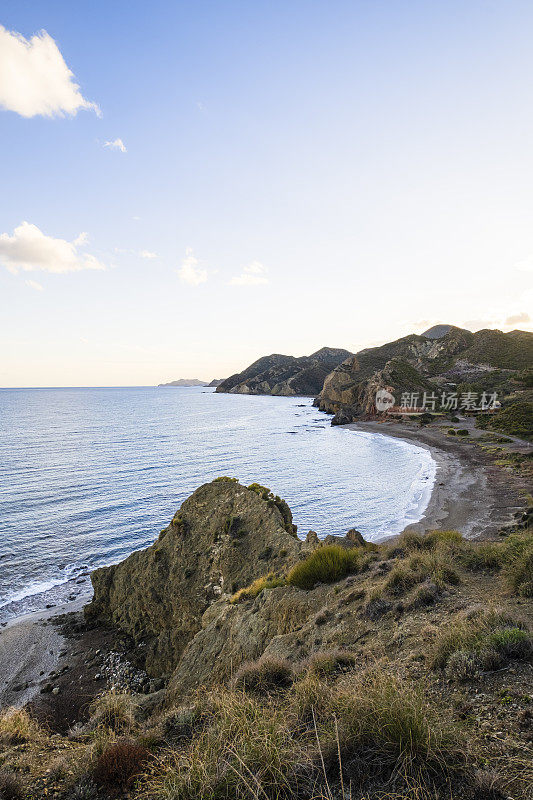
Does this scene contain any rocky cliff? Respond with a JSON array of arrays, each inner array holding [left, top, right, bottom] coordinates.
[[86, 479, 302, 675], [86, 479, 368, 691], [316, 327, 533, 424], [216, 347, 352, 397]]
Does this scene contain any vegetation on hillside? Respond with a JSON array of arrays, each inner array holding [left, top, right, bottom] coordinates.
[[1, 519, 531, 799]]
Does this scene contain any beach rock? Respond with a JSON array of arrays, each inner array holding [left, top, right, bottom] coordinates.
[[86, 479, 301, 676]]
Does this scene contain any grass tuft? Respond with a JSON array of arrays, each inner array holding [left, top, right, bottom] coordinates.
[[233, 655, 294, 693], [0, 707, 42, 746], [88, 691, 137, 734], [230, 573, 285, 603], [286, 545, 364, 590]]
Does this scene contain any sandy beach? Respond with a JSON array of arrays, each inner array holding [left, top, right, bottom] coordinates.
[[0, 416, 530, 720], [348, 415, 531, 540]]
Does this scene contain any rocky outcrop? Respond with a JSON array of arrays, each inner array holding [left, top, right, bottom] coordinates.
[[316, 327, 533, 424], [216, 348, 352, 397], [86, 479, 302, 675], [86, 480, 369, 690]]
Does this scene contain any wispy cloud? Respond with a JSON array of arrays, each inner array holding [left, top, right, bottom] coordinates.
[[140, 250, 157, 259], [178, 248, 207, 286], [0, 25, 100, 118], [104, 138, 127, 153], [229, 261, 269, 286], [505, 311, 531, 325], [0, 222, 106, 274], [25, 279, 43, 291]]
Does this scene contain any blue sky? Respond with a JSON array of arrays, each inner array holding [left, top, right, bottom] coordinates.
[[1, 0, 532, 386]]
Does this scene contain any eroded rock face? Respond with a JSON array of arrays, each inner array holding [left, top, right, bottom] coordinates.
[[315, 326, 533, 424], [86, 480, 301, 675], [216, 348, 352, 397]]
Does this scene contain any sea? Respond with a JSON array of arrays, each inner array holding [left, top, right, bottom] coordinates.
[[0, 386, 436, 623]]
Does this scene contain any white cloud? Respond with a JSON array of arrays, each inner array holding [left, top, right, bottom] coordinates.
[[104, 138, 127, 153], [0, 25, 100, 118], [0, 222, 106, 274], [229, 260, 269, 286], [514, 255, 533, 273], [25, 279, 43, 291], [178, 248, 207, 286], [140, 250, 157, 259], [505, 311, 531, 325]]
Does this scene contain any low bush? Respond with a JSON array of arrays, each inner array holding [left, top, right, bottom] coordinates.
[[144, 688, 313, 800], [384, 551, 459, 596], [502, 532, 533, 597], [161, 706, 200, 742], [88, 691, 136, 734], [92, 739, 151, 797], [233, 655, 293, 693], [230, 573, 285, 603], [410, 581, 440, 608], [302, 649, 356, 677], [448, 428, 457, 435], [0, 708, 41, 746], [286, 545, 363, 589], [431, 609, 532, 675], [456, 429, 469, 436], [68, 777, 100, 800]]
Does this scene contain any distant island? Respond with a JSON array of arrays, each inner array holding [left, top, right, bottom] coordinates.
[[158, 378, 223, 387]]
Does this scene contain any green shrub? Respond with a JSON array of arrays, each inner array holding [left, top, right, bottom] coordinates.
[[233, 655, 294, 693], [430, 609, 531, 672], [286, 545, 362, 589], [456, 429, 469, 436], [448, 428, 457, 435], [161, 707, 200, 742]]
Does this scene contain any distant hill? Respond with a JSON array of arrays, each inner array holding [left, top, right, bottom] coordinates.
[[317, 326, 533, 424], [158, 379, 206, 387], [207, 378, 223, 387], [216, 348, 353, 397]]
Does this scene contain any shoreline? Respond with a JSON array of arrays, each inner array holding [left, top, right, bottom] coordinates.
[[347, 416, 531, 540], [1, 414, 530, 715]]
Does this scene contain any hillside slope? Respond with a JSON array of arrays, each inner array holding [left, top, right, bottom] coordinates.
[[216, 347, 352, 397]]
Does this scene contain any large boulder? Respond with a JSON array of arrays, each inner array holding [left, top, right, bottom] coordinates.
[[86, 479, 301, 675]]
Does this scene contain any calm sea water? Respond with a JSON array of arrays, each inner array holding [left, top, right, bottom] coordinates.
[[0, 387, 435, 621]]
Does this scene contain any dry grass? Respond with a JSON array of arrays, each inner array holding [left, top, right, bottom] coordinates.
[[233, 655, 294, 693], [230, 573, 285, 603], [0, 707, 42, 746], [430, 608, 532, 674], [88, 690, 137, 735], [302, 649, 357, 677], [142, 688, 314, 800]]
